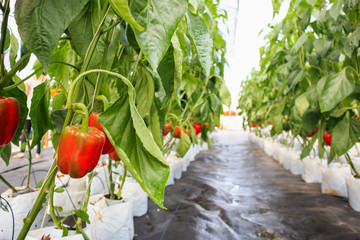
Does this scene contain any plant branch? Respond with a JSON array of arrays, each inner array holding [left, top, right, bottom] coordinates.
[[0, 174, 16, 192], [0, 0, 9, 77]]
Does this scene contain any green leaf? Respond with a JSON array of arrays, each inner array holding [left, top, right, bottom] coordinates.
[[9, 33, 19, 68], [210, 93, 221, 114], [272, 114, 283, 134], [272, 0, 284, 17], [54, 187, 64, 193], [200, 100, 210, 123], [149, 104, 163, 150], [302, 108, 321, 134], [330, 0, 343, 20], [182, 72, 199, 98], [134, 67, 154, 118], [186, 10, 213, 76], [98, 78, 169, 208], [306, 84, 319, 106], [62, 226, 69, 237], [0, 81, 28, 146], [219, 82, 231, 107], [319, 70, 355, 112], [0, 144, 11, 166], [291, 33, 308, 54], [131, 0, 188, 69], [332, 112, 360, 155], [52, 91, 66, 110], [300, 132, 318, 159], [171, 35, 183, 93], [35, 179, 44, 188], [295, 93, 310, 117], [30, 81, 52, 149], [176, 130, 191, 157], [15, 0, 90, 71], [157, 45, 175, 107], [74, 210, 90, 224], [109, 0, 144, 30]]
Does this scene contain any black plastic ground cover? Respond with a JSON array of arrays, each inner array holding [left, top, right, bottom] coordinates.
[[134, 131, 360, 240]]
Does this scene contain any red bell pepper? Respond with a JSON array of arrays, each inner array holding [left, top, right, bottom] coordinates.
[[162, 121, 173, 136], [0, 97, 20, 147], [173, 126, 182, 138], [109, 150, 121, 161], [184, 129, 191, 136], [57, 125, 105, 178], [193, 124, 201, 135], [89, 112, 115, 154], [323, 132, 331, 146], [205, 123, 209, 128]]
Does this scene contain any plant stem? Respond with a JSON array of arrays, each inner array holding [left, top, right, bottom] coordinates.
[[108, 159, 115, 200], [17, 160, 58, 240], [0, 0, 9, 78], [345, 153, 360, 177], [116, 165, 127, 200], [0, 174, 16, 192], [49, 183, 62, 229], [2, 66, 43, 91], [73, 103, 89, 132], [95, 95, 110, 111], [25, 129, 32, 189]]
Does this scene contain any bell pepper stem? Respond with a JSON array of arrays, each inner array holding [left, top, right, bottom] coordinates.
[[73, 103, 89, 132], [76, 171, 94, 230], [0, 174, 16, 193], [95, 95, 109, 111]]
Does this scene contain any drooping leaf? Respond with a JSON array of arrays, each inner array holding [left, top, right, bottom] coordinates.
[[0, 144, 11, 166], [200, 100, 210, 123], [186, 10, 213, 76], [176, 130, 191, 157], [109, 0, 144, 30], [272, 114, 283, 134], [131, 0, 188, 69], [171, 35, 183, 92], [291, 33, 308, 54], [332, 112, 360, 155], [302, 108, 321, 134], [30, 81, 52, 149], [134, 67, 154, 118], [157, 45, 175, 107], [149, 103, 163, 150], [15, 0, 90, 71], [319, 70, 355, 112], [98, 76, 169, 208]]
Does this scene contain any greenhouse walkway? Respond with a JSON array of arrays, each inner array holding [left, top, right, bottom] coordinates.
[[134, 130, 360, 240]]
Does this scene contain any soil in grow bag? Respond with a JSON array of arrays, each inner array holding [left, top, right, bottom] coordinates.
[[133, 130, 360, 240]]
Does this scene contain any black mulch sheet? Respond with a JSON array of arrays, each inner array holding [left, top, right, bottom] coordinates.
[[134, 130, 360, 240]]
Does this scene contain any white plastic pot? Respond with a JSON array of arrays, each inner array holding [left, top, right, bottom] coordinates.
[[321, 162, 352, 198], [346, 176, 360, 212], [0, 187, 42, 240], [121, 177, 148, 217], [88, 196, 134, 240], [90, 165, 111, 196], [290, 158, 303, 176], [302, 157, 326, 183]]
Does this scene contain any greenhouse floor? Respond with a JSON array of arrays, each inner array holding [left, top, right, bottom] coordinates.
[[134, 130, 360, 240]]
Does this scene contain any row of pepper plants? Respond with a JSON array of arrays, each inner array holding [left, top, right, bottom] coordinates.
[[0, 0, 231, 238], [238, 0, 360, 172]]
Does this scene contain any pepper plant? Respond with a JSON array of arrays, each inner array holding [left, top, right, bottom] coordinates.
[[0, 0, 230, 238], [238, 0, 360, 174]]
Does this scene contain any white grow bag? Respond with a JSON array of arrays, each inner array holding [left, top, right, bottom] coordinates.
[[346, 176, 360, 212], [121, 177, 148, 217], [88, 195, 134, 240], [26, 227, 83, 240], [321, 162, 352, 198], [0, 187, 42, 240], [302, 157, 327, 183]]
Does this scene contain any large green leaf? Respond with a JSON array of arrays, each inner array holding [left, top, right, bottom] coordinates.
[[15, 0, 89, 71], [109, 0, 144, 30], [200, 100, 210, 123], [332, 112, 360, 155], [186, 10, 213, 76], [30, 81, 52, 149], [291, 33, 308, 54], [10, 33, 19, 68], [272, 114, 283, 135], [171, 35, 183, 92], [131, 0, 188, 69], [302, 108, 321, 134], [134, 66, 154, 118], [98, 77, 169, 208], [219, 82, 231, 107], [149, 103, 163, 150], [182, 73, 199, 97], [50, 109, 67, 151], [210, 93, 221, 114], [157, 45, 175, 107], [176, 130, 191, 157], [295, 93, 309, 117], [0, 82, 28, 146], [319, 70, 355, 112]]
